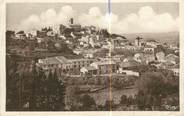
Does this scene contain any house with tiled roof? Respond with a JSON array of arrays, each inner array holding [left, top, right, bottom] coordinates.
[[37, 56, 72, 72], [90, 60, 118, 75], [81, 49, 98, 59], [120, 58, 141, 69], [156, 51, 166, 63], [144, 45, 155, 53], [144, 53, 156, 64], [118, 57, 140, 76], [69, 58, 96, 74], [80, 66, 98, 77], [16, 31, 26, 39], [133, 53, 147, 64], [169, 64, 179, 76], [146, 39, 159, 48], [165, 54, 179, 64]]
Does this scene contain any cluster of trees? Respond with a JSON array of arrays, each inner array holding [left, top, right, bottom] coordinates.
[[70, 94, 134, 111], [101, 71, 179, 111], [69, 94, 96, 111], [67, 76, 106, 85], [64, 84, 97, 111], [134, 72, 179, 110], [112, 49, 138, 57], [7, 30, 72, 51], [59, 70, 179, 111], [155, 44, 179, 56], [31, 69, 65, 111], [7, 36, 37, 50], [67, 93, 117, 111], [6, 30, 37, 50], [46, 39, 73, 54], [67, 75, 136, 89], [6, 57, 66, 111], [89, 71, 179, 111], [112, 76, 137, 89]]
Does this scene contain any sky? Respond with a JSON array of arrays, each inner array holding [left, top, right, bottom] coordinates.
[[6, 3, 179, 34]]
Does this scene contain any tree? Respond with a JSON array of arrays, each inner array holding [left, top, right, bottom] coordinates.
[[66, 85, 81, 111], [47, 40, 56, 52], [120, 95, 128, 105], [80, 94, 96, 111], [120, 95, 127, 105], [41, 70, 65, 111], [6, 73, 19, 111], [136, 90, 146, 110], [21, 68, 66, 111]]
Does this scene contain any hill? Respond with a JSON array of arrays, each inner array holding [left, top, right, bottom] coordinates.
[[122, 31, 179, 45]]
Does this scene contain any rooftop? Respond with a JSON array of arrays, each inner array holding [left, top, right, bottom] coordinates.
[[144, 45, 155, 48], [166, 54, 179, 58], [146, 39, 158, 43], [55, 56, 69, 64], [69, 58, 95, 62], [85, 66, 97, 70], [94, 60, 116, 65], [39, 56, 69, 64], [120, 60, 141, 68], [43, 57, 61, 64]]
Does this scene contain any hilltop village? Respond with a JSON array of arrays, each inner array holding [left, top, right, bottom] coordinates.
[[6, 18, 179, 111]]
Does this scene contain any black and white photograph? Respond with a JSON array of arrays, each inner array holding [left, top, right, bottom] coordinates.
[[4, 1, 181, 112]]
